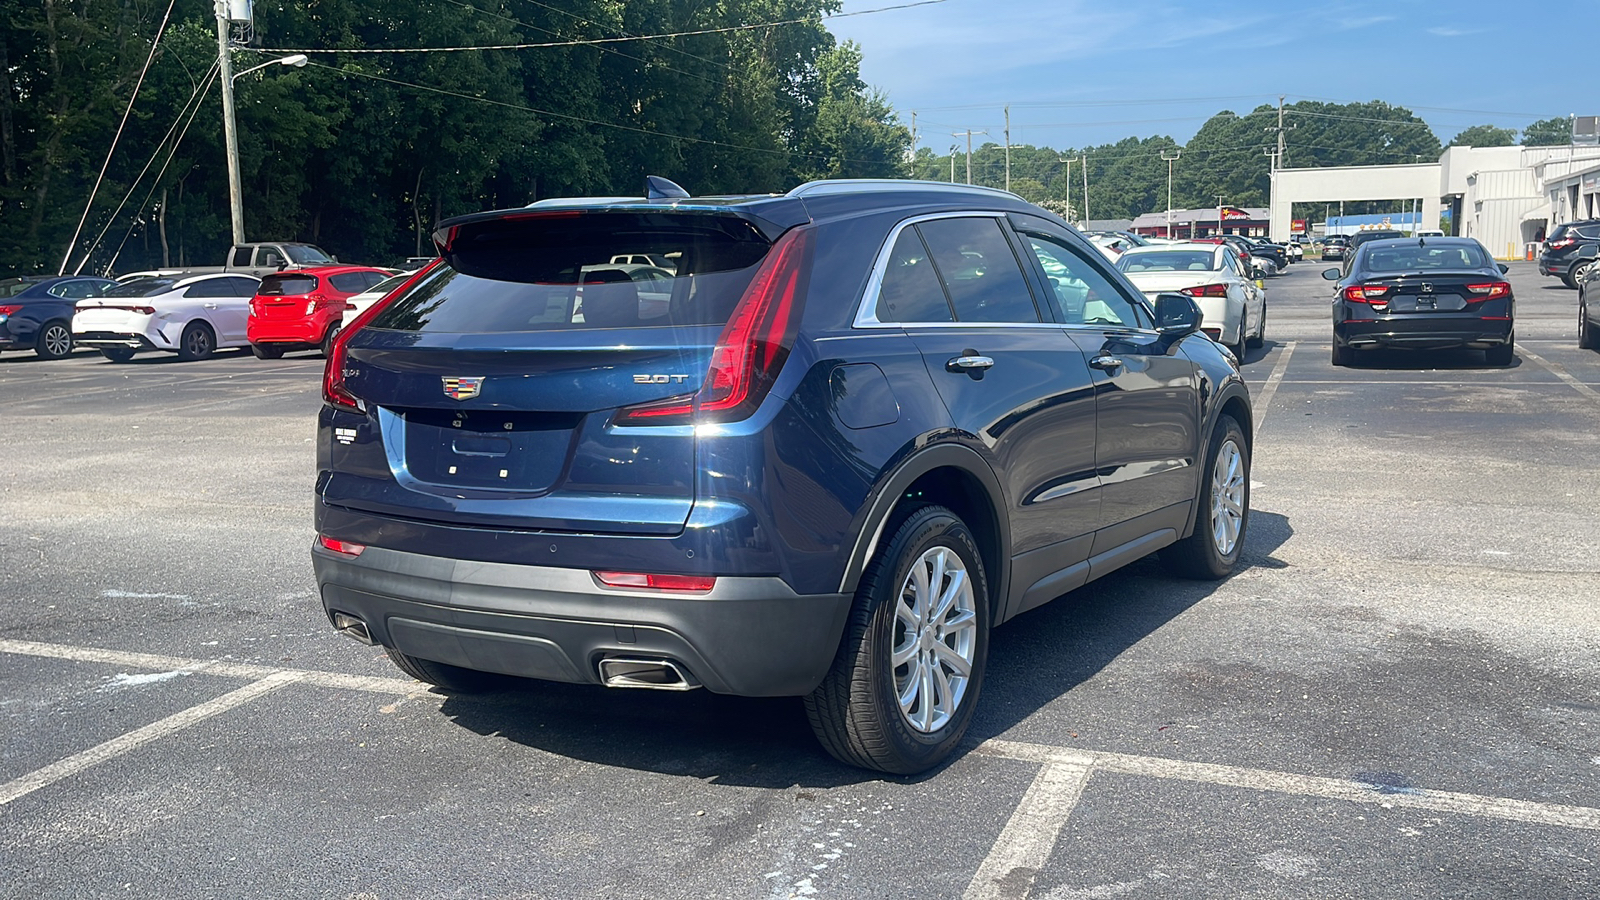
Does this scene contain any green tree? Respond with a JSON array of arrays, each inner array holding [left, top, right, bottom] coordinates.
[[1522, 116, 1572, 146], [1449, 124, 1517, 147]]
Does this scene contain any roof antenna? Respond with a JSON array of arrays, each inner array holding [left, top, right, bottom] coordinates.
[[645, 175, 690, 200]]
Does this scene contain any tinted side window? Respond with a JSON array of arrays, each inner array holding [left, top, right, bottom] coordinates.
[[329, 272, 370, 293], [875, 228, 953, 323], [231, 247, 252, 267], [184, 280, 225, 298], [917, 217, 1040, 323], [225, 277, 259, 297], [1024, 233, 1148, 328]]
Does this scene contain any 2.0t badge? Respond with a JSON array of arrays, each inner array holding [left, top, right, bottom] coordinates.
[[442, 376, 484, 401]]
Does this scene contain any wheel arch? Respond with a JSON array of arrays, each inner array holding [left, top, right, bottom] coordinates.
[[837, 443, 1010, 620], [1180, 380, 1253, 540]]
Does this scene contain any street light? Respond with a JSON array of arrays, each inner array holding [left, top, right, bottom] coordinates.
[[1160, 149, 1181, 239], [231, 54, 308, 83]]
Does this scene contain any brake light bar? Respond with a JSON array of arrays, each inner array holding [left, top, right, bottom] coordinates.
[[594, 571, 716, 593], [1548, 237, 1576, 250], [322, 260, 443, 413], [1180, 283, 1229, 298], [613, 226, 814, 427], [0, 305, 19, 316], [1466, 281, 1511, 299]]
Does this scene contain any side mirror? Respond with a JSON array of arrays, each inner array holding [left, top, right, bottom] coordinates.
[[1321, 267, 1341, 280], [1497, 263, 1508, 274], [1153, 293, 1203, 339]]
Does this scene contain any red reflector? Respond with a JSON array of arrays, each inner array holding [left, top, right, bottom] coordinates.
[[1466, 281, 1511, 299], [594, 571, 716, 593], [1180, 283, 1229, 298], [318, 535, 365, 558]]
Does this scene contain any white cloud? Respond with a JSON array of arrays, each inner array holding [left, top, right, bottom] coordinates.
[[1427, 26, 1485, 37]]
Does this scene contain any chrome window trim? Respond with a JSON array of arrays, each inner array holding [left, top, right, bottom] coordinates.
[[853, 211, 1018, 329]]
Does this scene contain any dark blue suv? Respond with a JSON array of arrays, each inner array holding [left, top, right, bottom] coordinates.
[[313, 180, 1253, 773]]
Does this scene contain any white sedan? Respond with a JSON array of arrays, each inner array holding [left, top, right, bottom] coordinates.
[[341, 271, 418, 328], [72, 272, 260, 362], [1114, 243, 1265, 359]]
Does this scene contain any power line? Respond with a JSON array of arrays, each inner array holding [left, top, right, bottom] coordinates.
[[511, 0, 736, 74], [256, 0, 949, 54]]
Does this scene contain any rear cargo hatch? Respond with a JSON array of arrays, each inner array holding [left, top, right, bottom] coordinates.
[[255, 273, 319, 320], [322, 208, 781, 535]]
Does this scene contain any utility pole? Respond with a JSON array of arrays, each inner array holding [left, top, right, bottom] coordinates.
[[949, 145, 957, 183], [1264, 94, 1293, 172], [1215, 194, 1225, 238], [1161, 148, 1181, 239], [1058, 155, 1072, 222], [1081, 154, 1089, 226], [1003, 107, 1011, 192], [909, 111, 917, 179], [953, 130, 986, 185], [214, 0, 245, 246]]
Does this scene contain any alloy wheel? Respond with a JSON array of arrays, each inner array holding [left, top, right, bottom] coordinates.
[[891, 546, 978, 733], [41, 324, 72, 358], [1210, 438, 1246, 556]]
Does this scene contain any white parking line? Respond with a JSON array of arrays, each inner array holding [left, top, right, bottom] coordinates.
[[0, 638, 416, 695], [0, 672, 300, 808], [1251, 340, 1296, 428], [1515, 346, 1600, 401], [978, 739, 1600, 831], [963, 759, 1092, 900]]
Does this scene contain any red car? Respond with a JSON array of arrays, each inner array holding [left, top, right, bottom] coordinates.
[[247, 266, 394, 358]]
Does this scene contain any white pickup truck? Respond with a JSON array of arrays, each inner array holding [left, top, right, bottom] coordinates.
[[116, 242, 338, 281]]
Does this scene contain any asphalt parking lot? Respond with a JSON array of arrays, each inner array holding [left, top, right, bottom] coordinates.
[[2, 259, 1597, 899]]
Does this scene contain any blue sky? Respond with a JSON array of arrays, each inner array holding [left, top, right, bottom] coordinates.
[[829, 0, 1587, 154]]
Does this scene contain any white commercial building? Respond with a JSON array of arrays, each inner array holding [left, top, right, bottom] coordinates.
[[1268, 144, 1600, 258]]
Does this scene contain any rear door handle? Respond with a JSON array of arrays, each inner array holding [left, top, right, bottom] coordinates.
[[946, 355, 994, 372], [202, 303, 218, 309], [1089, 355, 1124, 371]]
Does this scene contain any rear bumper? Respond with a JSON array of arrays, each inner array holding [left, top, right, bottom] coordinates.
[[1335, 317, 1513, 350], [72, 331, 154, 350], [312, 543, 852, 697], [247, 315, 333, 346]]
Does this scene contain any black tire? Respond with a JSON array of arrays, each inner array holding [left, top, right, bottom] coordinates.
[[804, 505, 991, 775], [99, 347, 136, 363], [251, 343, 284, 360], [34, 320, 74, 360], [1485, 334, 1514, 366], [1246, 305, 1265, 349], [176, 321, 215, 361], [1330, 340, 1353, 367], [384, 647, 510, 693], [1580, 295, 1597, 350], [1231, 314, 1248, 362], [1567, 262, 1593, 290], [1162, 415, 1250, 580], [320, 325, 339, 358]]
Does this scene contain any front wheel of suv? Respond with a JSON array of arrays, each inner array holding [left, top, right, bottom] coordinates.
[[385, 647, 510, 693], [1163, 415, 1249, 580], [804, 505, 991, 775]]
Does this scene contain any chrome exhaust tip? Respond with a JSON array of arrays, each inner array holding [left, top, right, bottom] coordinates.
[[331, 611, 375, 646], [598, 657, 700, 691]]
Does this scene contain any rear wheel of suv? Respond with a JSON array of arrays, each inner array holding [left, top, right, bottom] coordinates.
[[1163, 415, 1249, 580], [384, 647, 510, 693], [1571, 262, 1595, 291], [804, 505, 990, 775]]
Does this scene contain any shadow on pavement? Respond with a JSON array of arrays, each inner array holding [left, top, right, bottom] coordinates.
[[436, 511, 1293, 788]]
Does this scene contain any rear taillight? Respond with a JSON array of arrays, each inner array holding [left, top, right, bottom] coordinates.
[[1343, 285, 1392, 303], [1180, 283, 1229, 298], [1466, 281, 1511, 299], [1549, 237, 1576, 250], [0, 305, 20, 317], [323, 260, 442, 413], [593, 571, 715, 593], [613, 226, 814, 427], [317, 535, 365, 558]]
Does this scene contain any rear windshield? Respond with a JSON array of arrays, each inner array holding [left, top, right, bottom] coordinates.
[[1363, 243, 1488, 272], [370, 213, 771, 333], [0, 279, 40, 297], [1117, 250, 1219, 272], [102, 278, 176, 298], [258, 274, 319, 296]]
